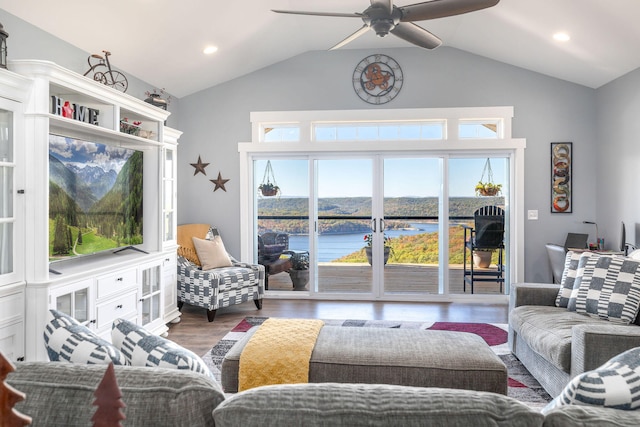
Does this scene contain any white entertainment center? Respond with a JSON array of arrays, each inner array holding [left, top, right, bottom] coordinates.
[[0, 60, 181, 361]]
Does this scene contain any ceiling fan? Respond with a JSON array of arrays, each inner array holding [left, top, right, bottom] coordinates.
[[272, 0, 500, 50]]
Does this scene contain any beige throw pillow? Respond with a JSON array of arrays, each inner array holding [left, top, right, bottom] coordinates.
[[192, 236, 232, 270]]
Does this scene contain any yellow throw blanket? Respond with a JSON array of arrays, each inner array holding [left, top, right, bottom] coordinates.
[[238, 318, 325, 392]]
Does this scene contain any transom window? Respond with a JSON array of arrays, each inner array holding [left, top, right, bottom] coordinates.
[[255, 109, 508, 144], [459, 119, 502, 139], [262, 124, 300, 142], [314, 121, 445, 142]]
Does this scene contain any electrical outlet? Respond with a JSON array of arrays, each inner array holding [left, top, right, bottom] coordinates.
[[527, 210, 538, 220]]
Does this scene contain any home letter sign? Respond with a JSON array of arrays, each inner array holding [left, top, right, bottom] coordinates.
[[51, 95, 99, 126]]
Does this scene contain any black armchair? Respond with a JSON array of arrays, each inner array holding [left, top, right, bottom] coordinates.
[[257, 232, 292, 290], [462, 206, 505, 294]]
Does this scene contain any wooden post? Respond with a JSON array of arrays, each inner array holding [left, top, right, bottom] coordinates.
[[0, 352, 32, 427], [91, 363, 126, 427]]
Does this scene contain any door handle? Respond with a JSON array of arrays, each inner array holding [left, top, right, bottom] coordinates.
[[379, 218, 385, 231], [371, 218, 377, 232]]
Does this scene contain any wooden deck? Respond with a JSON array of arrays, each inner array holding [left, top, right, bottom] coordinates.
[[267, 263, 504, 295]]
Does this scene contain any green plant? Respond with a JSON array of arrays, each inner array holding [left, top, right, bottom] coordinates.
[[258, 182, 280, 196], [475, 181, 502, 197]]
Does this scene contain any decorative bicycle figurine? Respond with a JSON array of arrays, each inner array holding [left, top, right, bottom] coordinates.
[[83, 50, 128, 92]]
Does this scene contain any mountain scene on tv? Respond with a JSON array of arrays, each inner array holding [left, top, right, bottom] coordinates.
[[48, 134, 143, 261]]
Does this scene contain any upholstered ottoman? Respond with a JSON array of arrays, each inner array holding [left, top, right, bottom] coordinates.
[[221, 326, 507, 394]]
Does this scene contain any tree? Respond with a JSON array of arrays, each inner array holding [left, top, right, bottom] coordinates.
[[52, 215, 70, 255], [91, 363, 126, 427], [0, 352, 32, 426]]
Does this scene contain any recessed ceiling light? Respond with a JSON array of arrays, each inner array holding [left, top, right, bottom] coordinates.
[[553, 32, 570, 42], [203, 46, 218, 55]]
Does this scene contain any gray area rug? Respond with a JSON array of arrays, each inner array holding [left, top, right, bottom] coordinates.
[[202, 316, 552, 410]]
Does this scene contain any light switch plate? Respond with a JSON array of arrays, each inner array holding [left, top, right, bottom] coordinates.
[[527, 210, 538, 220]]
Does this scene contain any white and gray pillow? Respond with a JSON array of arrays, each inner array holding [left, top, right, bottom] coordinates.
[[43, 309, 127, 365], [556, 251, 583, 307], [543, 346, 640, 411], [574, 254, 640, 324], [566, 252, 597, 312], [112, 318, 211, 377]]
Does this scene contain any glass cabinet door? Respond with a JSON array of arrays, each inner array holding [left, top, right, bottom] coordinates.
[[51, 281, 93, 326], [162, 146, 176, 245], [140, 264, 162, 325], [0, 107, 14, 282]]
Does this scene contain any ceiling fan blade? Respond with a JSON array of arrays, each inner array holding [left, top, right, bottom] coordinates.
[[272, 9, 362, 18], [390, 22, 442, 49], [329, 25, 371, 50], [399, 0, 499, 22], [370, 0, 393, 14]]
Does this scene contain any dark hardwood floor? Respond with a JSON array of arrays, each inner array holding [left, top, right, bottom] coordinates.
[[167, 299, 509, 356]]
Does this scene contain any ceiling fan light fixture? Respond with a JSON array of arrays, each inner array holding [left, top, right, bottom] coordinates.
[[372, 19, 396, 37], [553, 32, 570, 42], [203, 46, 219, 55], [273, 0, 501, 50]]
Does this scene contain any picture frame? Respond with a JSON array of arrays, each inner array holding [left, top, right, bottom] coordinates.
[[551, 142, 572, 213]]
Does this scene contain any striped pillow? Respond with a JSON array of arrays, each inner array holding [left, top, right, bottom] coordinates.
[[112, 318, 211, 377], [543, 347, 640, 411], [574, 254, 640, 324], [555, 251, 583, 307], [566, 252, 597, 312], [43, 310, 127, 365]]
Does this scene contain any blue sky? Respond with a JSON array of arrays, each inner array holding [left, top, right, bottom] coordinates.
[[257, 157, 507, 198]]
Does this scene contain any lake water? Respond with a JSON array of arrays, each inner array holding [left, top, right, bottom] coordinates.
[[288, 222, 439, 262]]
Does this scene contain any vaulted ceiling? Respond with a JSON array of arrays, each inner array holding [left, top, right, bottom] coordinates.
[[2, 1, 640, 98]]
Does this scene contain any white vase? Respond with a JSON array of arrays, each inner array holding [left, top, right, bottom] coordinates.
[[473, 250, 493, 268]]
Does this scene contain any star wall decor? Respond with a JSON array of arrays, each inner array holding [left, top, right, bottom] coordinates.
[[190, 155, 209, 176], [210, 172, 230, 192]]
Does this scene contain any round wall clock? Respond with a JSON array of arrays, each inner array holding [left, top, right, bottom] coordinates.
[[352, 54, 403, 105]]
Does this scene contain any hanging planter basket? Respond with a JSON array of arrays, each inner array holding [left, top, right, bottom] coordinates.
[[258, 160, 280, 197], [475, 158, 502, 197]]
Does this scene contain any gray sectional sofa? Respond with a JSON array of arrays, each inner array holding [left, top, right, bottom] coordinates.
[[8, 361, 640, 426], [509, 282, 640, 397]]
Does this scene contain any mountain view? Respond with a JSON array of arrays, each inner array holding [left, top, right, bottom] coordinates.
[[48, 147, 143, 260], [258, 196, 504, 264]]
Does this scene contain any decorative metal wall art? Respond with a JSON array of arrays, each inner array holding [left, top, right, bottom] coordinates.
[[190, 155, 209, 176], [551, 142, 572, 213], [83, 50, 128, 92]]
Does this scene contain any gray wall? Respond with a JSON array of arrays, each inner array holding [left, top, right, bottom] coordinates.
[[176, 47, 598, 282], [0, 9, 179, 128], [596, 68, 640, 253]]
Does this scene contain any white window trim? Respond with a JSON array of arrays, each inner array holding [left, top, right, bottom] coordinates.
[[239, 107, 525, 301]]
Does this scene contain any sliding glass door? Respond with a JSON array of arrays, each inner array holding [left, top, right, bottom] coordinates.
[[315, 158, 373, 294], [254, 154, 510, 297], [382, 157, 442, 295], [448, 157, 509, 295]]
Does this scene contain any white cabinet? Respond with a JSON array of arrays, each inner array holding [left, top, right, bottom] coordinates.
[[48, 256, 169, 347], [160, 131, 180, 325], [138, 260, 163, 331], [0, 68, 30, 361], [162, 253, 180, 325], [0, 284, 25, 362], [4, 60, 181, 361], [50, 279, 93, 325]]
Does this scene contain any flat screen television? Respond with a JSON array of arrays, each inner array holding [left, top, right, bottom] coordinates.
[[48, 134, 143, 262]]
